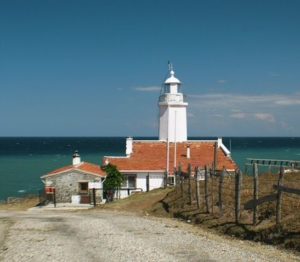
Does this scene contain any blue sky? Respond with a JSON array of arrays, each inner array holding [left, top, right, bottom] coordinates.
[[0, 0, 299, 136]]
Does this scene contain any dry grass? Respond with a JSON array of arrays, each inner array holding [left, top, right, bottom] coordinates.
[[98, 188, 173, 215], [152, 172, 300, 253], [0, 197, 40, 211]]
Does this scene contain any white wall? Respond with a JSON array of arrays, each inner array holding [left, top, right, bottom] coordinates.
[[159, 105, 168, 141], [159, 105, 187, 142], [117, 172, 164, 199], [136, 173, 147, 191]]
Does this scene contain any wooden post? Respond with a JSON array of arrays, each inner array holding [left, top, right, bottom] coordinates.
[[212, 142, 218, 215], [218, 167, 225, 215], [195, 166, 200, 209], [146, 173, 150, 192], [204, 165, 209, 213], [188, 164, 192, 205], [211, 168, 214, 214], [53, 188, 56, 208], [253, 163, 259, 225], [164, 171, 168, 188], [174, 168, 177, 190], [276, 166, 284, 227], [180, 176, 183, 198], [235, 169, 242, 224], [178, 164, 183, 197], [173, 168, 177, 187], [93, 188, 96, 207], [213, 142, 218, 174]]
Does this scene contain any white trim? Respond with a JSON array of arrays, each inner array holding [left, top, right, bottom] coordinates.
[[41, 168, 105, 179], [132, 139, 218, 143]]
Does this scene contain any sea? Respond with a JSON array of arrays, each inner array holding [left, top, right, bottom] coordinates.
[[0, 137, 300, 201]]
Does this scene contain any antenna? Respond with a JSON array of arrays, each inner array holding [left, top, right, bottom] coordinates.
[[168, 61, 173, 72]]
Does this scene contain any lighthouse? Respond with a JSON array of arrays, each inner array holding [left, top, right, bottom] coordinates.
[[158, 66, 188, 142]]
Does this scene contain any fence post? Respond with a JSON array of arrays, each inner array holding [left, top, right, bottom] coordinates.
[[188, 164, 192, 205], [235, 169, 242, 224], [146, 173, 150, 192], [276, 166, 284, 227], [218, 167, 225, 215], [53, 188, 56, 208], [93, 188, 96, 207], [253, 163, 259, 225], [173, 168, 177, 192], [204, 165, 210, 213], [213, 141, 218, 175], [210, 168, 214, 214], [164, 171, 168, 188], [195, 166, 200, 209], [178, 164, 183, 197]]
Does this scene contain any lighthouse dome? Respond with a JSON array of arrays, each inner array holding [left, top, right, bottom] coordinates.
[[164, 70, 181, 84]]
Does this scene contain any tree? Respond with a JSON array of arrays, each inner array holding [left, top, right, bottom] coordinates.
[[103, 164, 123, 202]]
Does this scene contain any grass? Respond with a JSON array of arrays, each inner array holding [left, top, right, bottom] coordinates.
[[0, 196, 40, 211], [150, 172, 300, 253], [99, 188, 173, 215]]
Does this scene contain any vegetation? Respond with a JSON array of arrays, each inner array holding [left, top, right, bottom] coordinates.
[[103, 164, 123, 202], [150, 172, 300, 253]]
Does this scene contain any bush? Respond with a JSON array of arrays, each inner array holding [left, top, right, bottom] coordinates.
[[103, 164, 123, 202]]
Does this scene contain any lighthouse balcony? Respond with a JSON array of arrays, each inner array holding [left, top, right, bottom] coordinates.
[[159, 93, 187, 104]]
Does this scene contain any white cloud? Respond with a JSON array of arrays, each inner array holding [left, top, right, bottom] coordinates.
[[254, 113, 275, 123], [134, 86, 161, 92], [217, 79, 227, 84], [212, 114, 223, 118], [186, 92, 300, 135], [189, 93, 300, 108], [274, 98, 300, 106], [230, 112, 247, 119], [268, 72, 280, 77]]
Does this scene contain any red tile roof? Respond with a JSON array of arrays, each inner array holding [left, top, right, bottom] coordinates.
[[41, 162, 106, 178], [104, 141, 238, 174]]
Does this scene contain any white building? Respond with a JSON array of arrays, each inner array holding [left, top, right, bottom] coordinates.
[[104, 66, 237, 199]]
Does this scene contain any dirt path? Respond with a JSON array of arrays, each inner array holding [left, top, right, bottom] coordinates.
[[0, 209, 299, 262]]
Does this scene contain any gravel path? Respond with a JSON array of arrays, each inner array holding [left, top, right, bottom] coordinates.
[[0, 209, 299, 262]]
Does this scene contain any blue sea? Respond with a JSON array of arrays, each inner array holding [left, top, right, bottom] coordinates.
[[0, 137, 300, 201]]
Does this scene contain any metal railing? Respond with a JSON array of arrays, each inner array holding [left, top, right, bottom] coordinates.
[[159, 93, 187, 103]]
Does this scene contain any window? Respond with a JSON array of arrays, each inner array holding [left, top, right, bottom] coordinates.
[[122, 174, 136, 188], [79, 182, 88, 193], [128, 175, 136, 188]]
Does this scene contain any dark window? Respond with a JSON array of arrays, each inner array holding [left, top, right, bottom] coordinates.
[[79, 182, 88, 193], [128, 175, 136, 188], [121, 174, 136, 188]]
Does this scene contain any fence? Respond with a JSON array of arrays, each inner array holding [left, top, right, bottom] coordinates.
[[173, 164, 300, 227]]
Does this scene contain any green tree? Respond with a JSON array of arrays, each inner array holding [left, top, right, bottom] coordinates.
[[103, 163, 123, 202]]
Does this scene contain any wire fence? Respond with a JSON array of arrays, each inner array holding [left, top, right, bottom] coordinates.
[[172, 164, 300, 227]]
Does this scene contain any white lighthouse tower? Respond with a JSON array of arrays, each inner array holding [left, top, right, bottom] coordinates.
[[159, 65, 188, 142]]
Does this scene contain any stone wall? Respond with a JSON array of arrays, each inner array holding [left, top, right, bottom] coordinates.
[[45, 171, 102, 203]]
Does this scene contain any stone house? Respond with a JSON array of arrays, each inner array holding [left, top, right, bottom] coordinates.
[[41, 152, 106, 204]]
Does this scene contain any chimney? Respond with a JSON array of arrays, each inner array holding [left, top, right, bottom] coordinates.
[[72, 150, 81, 165], [217, 137, 222, 148], [126, 137, 133, 156], [187, 145, 190, 159]]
